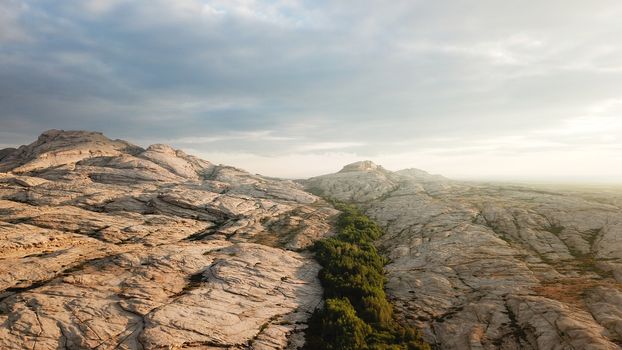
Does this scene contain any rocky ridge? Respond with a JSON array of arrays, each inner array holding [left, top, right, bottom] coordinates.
[[304, 161, 622, 350], [0, 130, 337, 349], [3, 131, 622, 350]]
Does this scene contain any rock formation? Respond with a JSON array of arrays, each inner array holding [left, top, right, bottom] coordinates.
[[305, 161, 622, 350], [0, 130, 337, 349], [2, 131, 622, 350]]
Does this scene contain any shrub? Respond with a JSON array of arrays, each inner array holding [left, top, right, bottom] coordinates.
[[305, 298, 371, 350], [304, 201, 429, 350]]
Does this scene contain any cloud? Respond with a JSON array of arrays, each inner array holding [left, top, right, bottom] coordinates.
[[295, 142, 366, 152], [1, 0, 622, 180], [81, 0, 127, 15], [169, 130, 296, 144], [0, 1, 30, 42]]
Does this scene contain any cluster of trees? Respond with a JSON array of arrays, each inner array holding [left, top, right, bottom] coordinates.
[[304, 202, 430, 350]]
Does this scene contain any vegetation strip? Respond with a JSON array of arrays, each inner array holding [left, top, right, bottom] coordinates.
[[304, 201, 430, 350]]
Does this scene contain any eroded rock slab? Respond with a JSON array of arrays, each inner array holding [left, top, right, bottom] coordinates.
[[305, 161, 622, 349], [0, 130, 337, 349]]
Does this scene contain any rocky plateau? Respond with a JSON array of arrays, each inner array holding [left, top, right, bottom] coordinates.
[[305, 160, 622, 350], [0, 130, 337, 349], [1, 131, 622, 350]]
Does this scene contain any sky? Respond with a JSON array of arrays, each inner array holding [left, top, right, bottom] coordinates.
[[1, 0, 622, 181]]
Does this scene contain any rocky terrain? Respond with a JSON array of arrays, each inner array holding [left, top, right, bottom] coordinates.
[[305, 161, 622, 350], [2, 131, 622, 350], [0, 130, 337, 349]]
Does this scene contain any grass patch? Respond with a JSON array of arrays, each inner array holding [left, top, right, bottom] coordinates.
[[304, 201, 430, 350]]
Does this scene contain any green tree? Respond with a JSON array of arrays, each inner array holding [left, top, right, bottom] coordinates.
[[305, 200, 431, 350], [306, 298, 371, 350]]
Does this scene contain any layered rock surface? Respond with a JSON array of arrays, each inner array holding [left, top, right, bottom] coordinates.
[[3, 131, 622, 350], [0, 130, 337, 349], [305, 161, 622, 350]]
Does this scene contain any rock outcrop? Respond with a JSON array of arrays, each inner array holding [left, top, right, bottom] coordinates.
[[3, 131, 622, 350], [0, 130, 337, 349], [305, 161, 622, 350]]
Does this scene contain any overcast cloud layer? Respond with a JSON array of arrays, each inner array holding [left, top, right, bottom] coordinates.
[[1, 0, 622, 180]]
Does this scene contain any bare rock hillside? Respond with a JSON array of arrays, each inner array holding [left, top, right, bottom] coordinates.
[[305, 161, 622, 350], [0, 130, 337, 349], [3, 131, 622, 350]]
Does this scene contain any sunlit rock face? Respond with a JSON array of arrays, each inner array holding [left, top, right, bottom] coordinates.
[[3, 131, 622, 350], [0, 130, 337, 349], [305, 161, 622, 350]]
